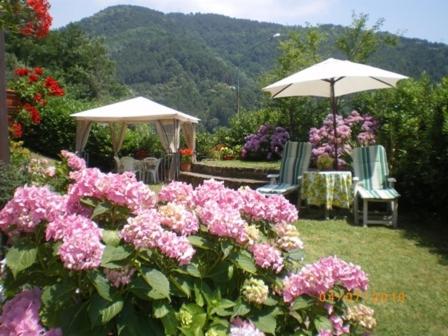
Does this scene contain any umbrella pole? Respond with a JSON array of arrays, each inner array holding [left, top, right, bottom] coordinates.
[[330, 80, 338, 170]]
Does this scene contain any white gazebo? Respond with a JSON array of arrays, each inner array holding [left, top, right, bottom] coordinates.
[[71, 96, 199, 178]]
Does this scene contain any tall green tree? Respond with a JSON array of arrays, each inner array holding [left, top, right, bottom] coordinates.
[[336, 12, 397, 63], [262, 27, 328, 139], [7, 24, 128, 100]]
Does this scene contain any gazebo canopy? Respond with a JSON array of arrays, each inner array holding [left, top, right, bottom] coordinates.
[[70, 97, 199, 158], [71, 96, 199, 123]]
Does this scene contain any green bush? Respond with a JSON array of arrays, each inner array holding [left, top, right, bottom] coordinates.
[[353, 75, 448, 217]]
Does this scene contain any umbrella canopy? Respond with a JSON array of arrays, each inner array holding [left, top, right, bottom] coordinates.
[[263, 58, 408, 169]]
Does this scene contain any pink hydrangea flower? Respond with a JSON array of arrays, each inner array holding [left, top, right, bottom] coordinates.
[[194, 179, 242, 210], [158, 181, 195, 208], [283, 256, 368, 303], [104, 266, 135, 288], [250, 243, 284, 273], [67, 168, 156, 215], [330, 314, 350, 335], [0, 186, 66, 236], [230, 318, 265, 336], [0, 288, 62, 336], [61, 150, 86, 170], [48, 214, 104, 271], [238, 187, 298, 225], [121, 210, 195, 265], [197, 200, 248, 244], [159, 203, 199, 236]]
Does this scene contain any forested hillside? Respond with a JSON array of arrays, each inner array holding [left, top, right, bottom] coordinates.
[[75, 5, 448, 130]]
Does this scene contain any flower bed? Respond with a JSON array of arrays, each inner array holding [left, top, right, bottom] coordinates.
[[0, 151, 375, 335]]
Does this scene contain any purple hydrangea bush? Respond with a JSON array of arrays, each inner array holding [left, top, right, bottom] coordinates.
[[0, 151, 376, 335], [309, 110, 378, 167], [242, 124, 290, 161]]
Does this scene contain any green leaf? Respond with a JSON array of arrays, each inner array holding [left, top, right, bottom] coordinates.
[[102, 230, 121, 246], [142, 267, 170, 299], [89, 294, 124, 326], [88, 270, 113, 301], [101, 245, 132, 267], [170, 275, 192, 298], [232, 301, 250, 317], [161, 310, 178, 335], [187, 235, 211, 250], [253, 312, 277, 334], [92, 203, 110, 219], [41, 281, 76, 327], [153, 301, 171, 319], [185, 263, 201, 278], [179, 304, 207, 336], [291, 297, 313, 311], [313, 316, 332, 331], [80, 198, 96, 208], [118, 301, 164, 336], [194, 284, 204, 307], [234, 250, 256, 274], [6, 243, 38, 277]]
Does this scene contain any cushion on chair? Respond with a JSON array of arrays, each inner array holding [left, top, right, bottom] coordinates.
[[356, 186, 400, 200], [257, 183, 299, 195]]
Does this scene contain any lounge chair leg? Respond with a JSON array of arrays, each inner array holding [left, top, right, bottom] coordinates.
[[363, 199, 368, 227], [392, 200, 398, 228], [354, 194, 359, 225], [297, 192, 302, 209]]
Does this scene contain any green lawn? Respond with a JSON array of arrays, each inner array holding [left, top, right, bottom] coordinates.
[[297, 209, 448, 336], [199, 159, 281, 170]]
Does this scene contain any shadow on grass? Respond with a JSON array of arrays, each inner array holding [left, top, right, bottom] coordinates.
[[398, 211, 448, 266]]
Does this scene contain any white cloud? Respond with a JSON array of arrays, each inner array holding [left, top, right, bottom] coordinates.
[[91, 0, 336, 25]]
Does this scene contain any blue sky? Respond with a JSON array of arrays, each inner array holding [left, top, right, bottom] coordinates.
[[50, 0, 448, 43]]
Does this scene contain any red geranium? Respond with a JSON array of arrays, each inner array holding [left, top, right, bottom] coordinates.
[[8, 66, 64, 138], [10, 122, 24, 139], [19, 0, 52, 38]]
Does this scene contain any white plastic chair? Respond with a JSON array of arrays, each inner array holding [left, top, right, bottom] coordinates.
[[120, 156, 139, 175], [140, 157, 162, 184], [114, 156, 123, 173]]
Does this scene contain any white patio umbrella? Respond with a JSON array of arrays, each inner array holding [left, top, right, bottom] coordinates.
[[263, 58, 408, 169]]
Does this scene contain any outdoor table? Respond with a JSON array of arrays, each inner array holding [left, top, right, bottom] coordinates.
[[301, 170, 353, 219]]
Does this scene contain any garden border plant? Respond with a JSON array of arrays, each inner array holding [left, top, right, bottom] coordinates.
[[0, 151, 376, 335]]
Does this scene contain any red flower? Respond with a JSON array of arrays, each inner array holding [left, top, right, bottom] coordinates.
[[23, 103, 41, 125], [179, 148, 193, 156], [11, 122, 23, 138], [34, 67, 43, 75], [44, 76, 64, 96], [15, 68, 29, 76], [34, 93, 46, 106], [20, 0, 52, 38], [28, 74, 39, 83]]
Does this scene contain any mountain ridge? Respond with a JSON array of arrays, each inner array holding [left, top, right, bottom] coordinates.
[[74, 5, 448, 129]]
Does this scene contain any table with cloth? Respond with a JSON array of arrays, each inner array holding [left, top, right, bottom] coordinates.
[[301, 171, 353, 218]]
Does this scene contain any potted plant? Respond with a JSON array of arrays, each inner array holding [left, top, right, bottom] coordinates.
[[316, 153, 335, 171], [179, 148, 193, 171], [219, 146, 234, 160]]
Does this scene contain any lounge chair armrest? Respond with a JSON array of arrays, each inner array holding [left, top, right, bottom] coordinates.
[[388, 177, 397, 187], [267, 174, 279, 184]]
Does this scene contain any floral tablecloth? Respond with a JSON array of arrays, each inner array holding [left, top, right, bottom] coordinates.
[[301, 171, 353, 210]]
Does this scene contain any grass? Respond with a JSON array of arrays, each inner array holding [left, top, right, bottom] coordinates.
[[199, 159, 280, 170], [298, 208, 448, 336]]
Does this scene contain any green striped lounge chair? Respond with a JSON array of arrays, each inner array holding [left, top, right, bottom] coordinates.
[[352, 145, 399, 227], [257, 141, 311, 206]]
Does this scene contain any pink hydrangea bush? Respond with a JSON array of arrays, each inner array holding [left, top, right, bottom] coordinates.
[[0, 151, 375, 335], [309, 110, 378, 167]]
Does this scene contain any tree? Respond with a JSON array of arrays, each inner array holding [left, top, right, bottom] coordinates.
[[336, 12, 397, 63], [7, 24, 129, 100], [262, 27, 328, 139], [0, 0, 52, 164]]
